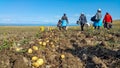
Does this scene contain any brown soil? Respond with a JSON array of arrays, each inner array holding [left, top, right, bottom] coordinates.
[[0, 29, 120, 68]]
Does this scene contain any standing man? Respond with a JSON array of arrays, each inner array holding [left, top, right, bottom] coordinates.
[[61, 13, 69, 30], [77, 13, 87, 31], [103, 12, 113, 29]]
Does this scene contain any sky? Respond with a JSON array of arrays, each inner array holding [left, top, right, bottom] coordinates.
[[0, 0, 120, 25]]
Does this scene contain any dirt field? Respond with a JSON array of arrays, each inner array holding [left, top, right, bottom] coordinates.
[[0, 20, 120, 68]]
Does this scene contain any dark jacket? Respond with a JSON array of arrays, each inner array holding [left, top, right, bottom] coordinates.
[[79, 14, 87, 24], [61, 16, 68, 23]]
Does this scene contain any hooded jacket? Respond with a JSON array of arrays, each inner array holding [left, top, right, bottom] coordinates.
[[79, 14, 87, 24], [95, 12, 102, 21], [103, 14, 112, 23]]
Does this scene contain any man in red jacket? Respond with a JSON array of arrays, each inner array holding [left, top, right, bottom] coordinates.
[[103, 12, 113, 29]]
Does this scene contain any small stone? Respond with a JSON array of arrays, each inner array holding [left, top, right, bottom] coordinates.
[[92, 56, 107, 68], [46, 65, 52, 68], [29, 41, 35, 44], [82, 54, 87, 61], [100, 41, 107, 46]]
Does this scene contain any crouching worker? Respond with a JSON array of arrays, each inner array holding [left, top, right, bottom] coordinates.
[[77, 13, 87, 31], [61, 13, 69, 30], [57, 19, 62, 30], [103, 12, 113, 29]]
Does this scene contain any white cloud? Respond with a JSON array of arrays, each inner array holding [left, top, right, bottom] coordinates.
[[0, 16, 11, 21], [86, 14, 94, 17], [73, 14, 80, 17], [2, 18, 11, 22], [54, 15, 61, 19], [0, 18, 12, 24]]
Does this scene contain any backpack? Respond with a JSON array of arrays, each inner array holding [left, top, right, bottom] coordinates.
[[91, 15, 99, 22]]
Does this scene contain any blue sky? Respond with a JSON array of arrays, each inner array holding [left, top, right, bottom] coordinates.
[[0, 0, 120, 25]]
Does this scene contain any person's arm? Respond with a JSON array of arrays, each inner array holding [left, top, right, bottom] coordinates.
[[79, 16, 81, 22], [110, 15, 113, 23], [61, 16, 63, 20], [95, 13, 98, 20], [103, 16, 105, 23], [85, 16, 87, 23], [57, 21, 59, 27], [66, 17, 69, 24]]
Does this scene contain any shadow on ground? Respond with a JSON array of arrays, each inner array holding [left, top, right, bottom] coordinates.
[[64, 39, 120, 68]]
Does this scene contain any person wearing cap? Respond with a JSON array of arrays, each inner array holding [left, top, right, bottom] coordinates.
[[93, 9, 102, 29], [77, 13, 87, 31], [61, 13, 69, 30], [103, 12, 113, 29]]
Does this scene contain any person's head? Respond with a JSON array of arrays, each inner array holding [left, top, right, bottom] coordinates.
[[63, 13, 66, 16], [81, 12, 84, 16], [59, 19, 61, 21], [106, 12, 109, 15], [97, 8, 101, 13]]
